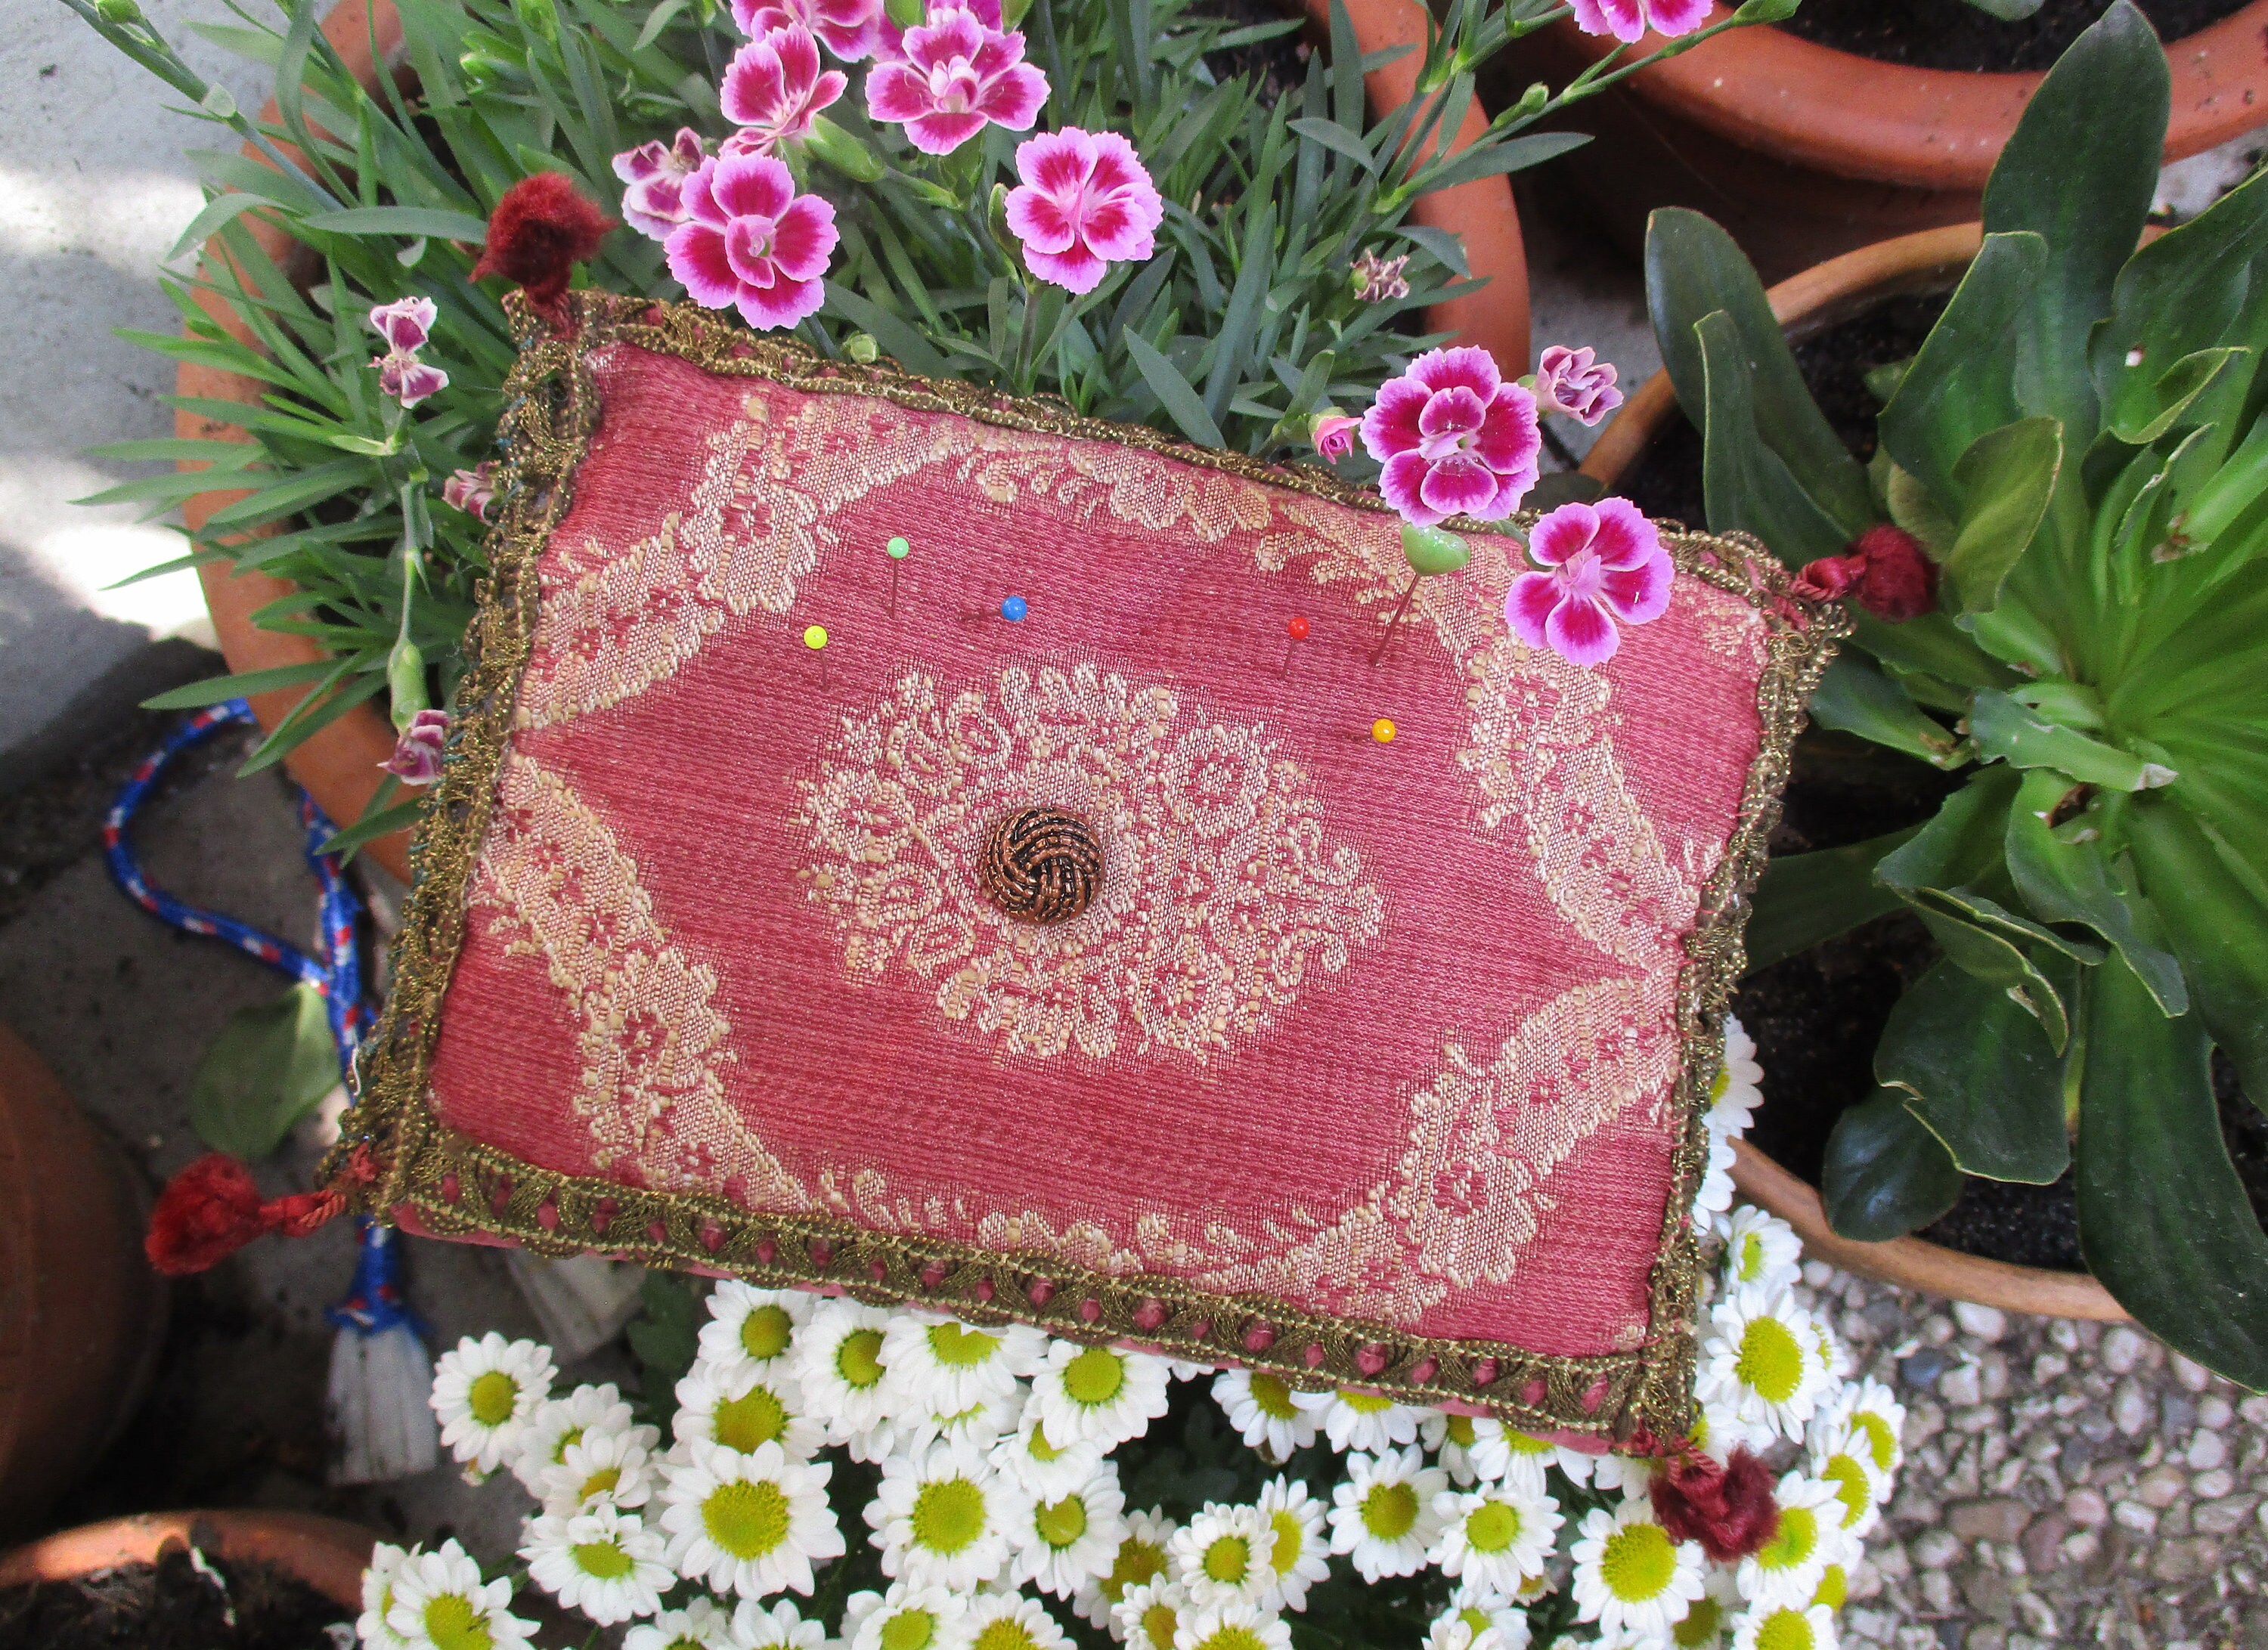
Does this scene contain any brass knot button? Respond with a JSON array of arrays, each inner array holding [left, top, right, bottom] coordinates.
[[982, 806, 1102, 924]]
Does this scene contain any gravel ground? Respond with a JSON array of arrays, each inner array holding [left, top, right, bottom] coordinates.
[[1780, 1261, 2268, 1650]]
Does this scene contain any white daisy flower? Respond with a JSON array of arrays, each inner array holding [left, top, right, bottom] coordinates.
[[356, 1541, 413, 1650], [1012, 1463, 1129, 1599], [1114, 1579, 1191, 1650], [1709, 1017, 1763, 1138], [1590, 1447, 1664, 1499], [991, 1406, 1108, 1504], [883, 1310, 1047, 1416], [1806, 1422, 1886, 1540], [867, 1438, 1030, 1591], [1072, 1507, 1178, 1630], [1300, 1386, 1423, 1454], [1567, 1497, 1706, 1643], [1809, 1376, 1904, 1479], [1030, 1341, 1173, 1450], [964, 1590, 1072, 1650], [1694, 1126, 1739, 1223], [624, 1596, 735, 1650], [1166, 1358, 1211, 1382], [795, 1298, 897, 1457], [732, 1596, 830, 1650], [1173, 1598, 1291, 1650], [1735, 1473, 1849, 1609], [1428, 1477, 1561, 1594], [896, 1385, 1025, 1458], [521, 1501, 671, 1625], [540, 1419, 662, 1515], [1808, 1311, 1851, 1384], [697, 1284, 811, 1386], [430, 1333, 554, 1476], [1438, 1583, 1535, 1650], [1696, 1287, 1828, 1445], [1419, 1410, 1493, 1486], [1253, 1478, 1330, 1613], [1714, 1206, 1802, 1293], [513, 1382, 634, 1494], [1730, 1601, 1837, 1650], [674, 1361, 822, 1462], [1167, 1503, 1277, 1608], [385, 1538, 534, 1650], [842, 1581, 971, 1650], [1468, 1426, 1593, 1490], [1327, 1447, 1448, 1582], [1423, 1591, 1532, 1650], [1212, 1370, 1321, 1460], [1660, 1565, 1743, 1650], [657, 1438, 844, 1599]]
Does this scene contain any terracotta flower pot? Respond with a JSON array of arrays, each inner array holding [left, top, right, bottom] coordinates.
[[1581, 221, 2128, 1321], [0, 1026, 167, 1541], [1513, 3, 2268, 280], [178, 0, 1531, 889], [0, 1509, 376, 1617]]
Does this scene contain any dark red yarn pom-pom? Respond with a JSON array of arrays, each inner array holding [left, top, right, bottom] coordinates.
[[1644, 1435, 1783, 1563], [470, 173, 612, 312], [144, 1151, 352, 1275], [1793, 523, 1938, 622]]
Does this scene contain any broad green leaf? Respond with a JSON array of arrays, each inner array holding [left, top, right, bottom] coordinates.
[[1944, 416, 2062, 614], [1878, 961, 2071, 1183], [1980, 0, 2168, 444], [1876, 768, 2022, 893], [187, 983, 340, 1161], [1645, 209, 1873, 536], [2100, 346, 2245, 447], [302, 205, 491, 241], [1969, 688, 2177, 792], [1848, 611, 2014, 694], [2006, 770, 2188, 1013], [1743, 827, 1918, 974], [1821, 1088, 1964, 1242], [1879, 232, 2045, 502], [1882, 461, 1955, 559], [1808, 654, 1963, 768], [1909, 884, 2102, 968], [1696, 311, 1855, 567], [1966, 0, 2045, 16], [1124, 330, 1225, 450], [2077, 951, 2268, 1390], [1907, 899, 2071, 1052], [2129, 797, 2268, 1109]]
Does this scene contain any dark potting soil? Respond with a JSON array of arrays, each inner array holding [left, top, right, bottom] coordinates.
[[0, 1549, 350, 1650], [1778, 0, 2249, 75]]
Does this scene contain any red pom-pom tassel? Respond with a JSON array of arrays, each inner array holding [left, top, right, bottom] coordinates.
[[1793, 523, 1938, 622], [144, 1151, 358, 1275], [1636, 1431, 1782, 1564], [470, 173, 612, 316]]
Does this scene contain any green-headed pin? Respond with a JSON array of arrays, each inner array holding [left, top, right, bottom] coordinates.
[[1371, 524, 1471, 667], [885, 534, 909, 616]]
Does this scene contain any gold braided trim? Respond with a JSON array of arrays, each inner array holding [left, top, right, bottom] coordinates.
[[330, 291, 1845, 1440]]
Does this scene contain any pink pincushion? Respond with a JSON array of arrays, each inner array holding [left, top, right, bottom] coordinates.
[[345, 295, 1835, 1438]]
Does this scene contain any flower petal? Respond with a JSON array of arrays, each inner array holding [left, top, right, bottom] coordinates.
[[1004, 185, 1076, 254], [1546, 593, 1622, 666], [1586, 497, 1662, 571], [903, 110, 990, 155], [768, 194, 839, 280], [1410, 343, 1501, 401], [865, 62, 931, 123], [738, 271, 826, 331], [711, 152, 795, 221], [666, 223, 744, 311], [1528, 500, 1599, 568], [1505, 571, 1563, 649], [1378, 450, 1442, 525], [1418, 452, 1505, 519], [974, 61, 1049, 131], [1470, 386, 1541, 474], [1598, 552, 1672, 624], [1360, 378, 1430, 463], [1418, 385, 1488, 441], [1024, 240, 1106, 295]]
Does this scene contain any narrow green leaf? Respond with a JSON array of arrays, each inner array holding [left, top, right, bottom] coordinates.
[[1125, 330, 1226, 449], [302, 206, 490, 241], [1879, 961, 2070, 1183], [2129, 798, 2268, 1109], [1970, 689, 2177, 792], [318, 797, 426, 859], [1821, 1088, 1964, 1242], [141, 659, 338, 710], [1288, 116, 1375, 173]]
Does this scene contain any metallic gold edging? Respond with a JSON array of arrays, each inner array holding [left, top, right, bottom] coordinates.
[[330, 292, 1845, 1439]]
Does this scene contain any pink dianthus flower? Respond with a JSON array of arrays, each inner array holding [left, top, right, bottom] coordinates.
[[1360, 345, 1539, 527], [1506, 497, 1672, 667], [665, 153, 840, 331]]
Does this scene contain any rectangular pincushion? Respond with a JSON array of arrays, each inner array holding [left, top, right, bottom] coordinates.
[[342, 294, 1837, 1439]]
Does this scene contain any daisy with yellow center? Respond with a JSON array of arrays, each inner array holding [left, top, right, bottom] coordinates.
[[621, 1596, 734, 1650], [1736, 1473, 1848, 1609], [1808, 1378, 1904, 1480], [867, 1438, 1030, 1590], [1716, 1206, 1802, 1292], [1253, 1477, 1330, 1612], [696, 1283, 811, 1388], [431, 1333, 555, 1478], [1468, 1426, 1594, 1491], [1168, 1503, 1278, 1608], [513, 1381, 632, 1495], [1710, 1017, 1763, 1137], [356, 1542, 412, 1650], [1427, 1477, 1561, 1595], [1303, 1385, 1424, 1454], [730, 1596, 830, 1650], [1030, 1341, 1172, 1450], [1729, 1601, 1838, 1650], [883, 1310, 1046, 1416], [1422, 1589, 1533, 1650], [965, 1590, 1072, 1650], [384, 1537, 536, 1650], [520, 1501, 671, 1625], [540, 1419, 661, 1516], [1420, 1410, 1495, 1487], [673, 1361, 822, 1463], [1696, 1287, 1828, 1445], [894, 1385, 1025, 1459], [1175, 1599, 1293, 1650], [1327, 1446, 1449, 1583], [990, 1407, 1107, 1504], [840, 1580, 969, 1650], [1667, 1567, 1743, 1649], [1805, 1424, 1885, 1538], [1010, 1460, 1128, 1598], [1567, 1497, 1707, 1642], [1113, 1578, 1190, 1650], [794, 1299, 898, 1460], [655, 1438, 844, 1598], [1212, 1370, 1321, 1459], [1070, 1507, 1177, 1630]]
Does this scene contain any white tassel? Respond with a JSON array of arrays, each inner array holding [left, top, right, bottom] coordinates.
[[325, 1220, 439, 1484]]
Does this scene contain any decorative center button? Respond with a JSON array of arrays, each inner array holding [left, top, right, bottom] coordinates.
[[982, 806, 1102, 924]]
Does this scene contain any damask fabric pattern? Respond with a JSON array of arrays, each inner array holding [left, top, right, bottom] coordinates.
[[347, 296, 1835, 1440]]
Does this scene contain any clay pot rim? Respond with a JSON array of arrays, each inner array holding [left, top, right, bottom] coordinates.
[[0, 1509, 379, 1611], [184, 0, 1529, 890], [1548, 2, 2268, 190], [1582, 219, 2129, 1321]]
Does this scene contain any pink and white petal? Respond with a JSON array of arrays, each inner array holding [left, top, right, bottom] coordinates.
[[1004, 185, 1077, 253], [1379, 450, 1444, 525], [1024, 240, 1106, 295], [975, 62, 1049, 130], [1018, 128, 1094, 193], [1418, 451, 1504, 519], [1410, 343, 1501, 401], [720, 44, 786, 124], [669, 127, 705, 169], [739, 271, 826, 331], [1536, 344, 1578, 379], [1527, 500, 1599, 568], [1470, 387, 1541, 472], [393, 360, 449, 407], [667, 223, 745, 311], [612, 140, 667, 185], [768, 194, 839, 280], [1643, 0, 1712, 39], [1478, 462, 1536, 521], [809, 67, 848, 113], [730, 0, 767, 36], [1569, 0, 1646, 43], [864, 63, 932, 124], [1418, 385, 1489, 441], [773, 23, 825, 88], [1086, 132, 1155, 198], [1585, 496, 1662, 570], [906, 10, 984, 67], [1505, 572, 1564, 649], [1598, 550, 1673, 625], [723, 217, 779, 287], [903, 109, 991, 155], [711, 152, 795, 221], [1360, 378, 1431, 462], [1546, 594, 1622, 666], [679, 159, 727, 228]]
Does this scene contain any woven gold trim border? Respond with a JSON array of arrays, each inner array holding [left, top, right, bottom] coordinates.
[[331, 292, 1845, 1440]]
